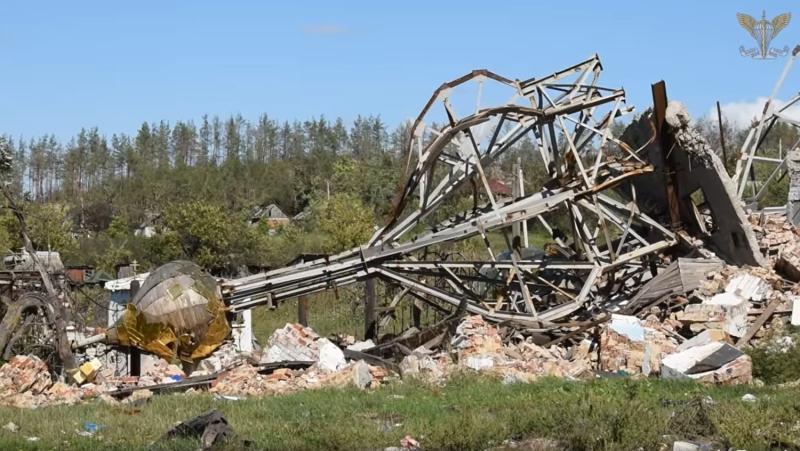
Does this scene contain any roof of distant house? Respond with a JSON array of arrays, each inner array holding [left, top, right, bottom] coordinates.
[[249, 204, 288, 221], [487, 179, 510, 196]]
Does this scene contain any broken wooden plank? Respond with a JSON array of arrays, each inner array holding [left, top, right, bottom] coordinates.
[[737, 297, 781, 348]]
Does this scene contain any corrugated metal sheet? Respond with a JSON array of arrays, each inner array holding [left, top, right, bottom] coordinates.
[[626, 258, 724, 313], [66, 268, 85, 283], [724, 274, 771, 302]]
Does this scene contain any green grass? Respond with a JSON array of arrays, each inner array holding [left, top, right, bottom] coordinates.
[[0, 376, 799, 451]]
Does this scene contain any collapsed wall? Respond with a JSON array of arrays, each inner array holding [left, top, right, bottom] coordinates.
[[618, 102, 766, 268]]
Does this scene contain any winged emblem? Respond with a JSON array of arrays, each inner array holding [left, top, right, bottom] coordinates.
[[738, 10, 792, 59]]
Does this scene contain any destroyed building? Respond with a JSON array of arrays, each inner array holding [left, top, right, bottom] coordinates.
[[5, 54, 800, 409]]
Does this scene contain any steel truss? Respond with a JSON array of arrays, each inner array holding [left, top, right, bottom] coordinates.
[[734, 45, 800, 213], [223, 55, 678, 325]]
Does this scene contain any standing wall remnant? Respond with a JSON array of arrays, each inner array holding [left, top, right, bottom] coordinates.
[[618, 101, 766, 268]]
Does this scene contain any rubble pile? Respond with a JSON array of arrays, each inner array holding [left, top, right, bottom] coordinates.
[[7, 229, 800, 410], [0, 355, 83, 408], [451, 315, 506, 370], [209, 359, 389, 397], [596, 315, 679, 377], [198, 342, 248, 374], [451, 316, 586, 379], [751, 214, 796, 253], [205, 324, 390, 397], [259, 323, 347, 372]]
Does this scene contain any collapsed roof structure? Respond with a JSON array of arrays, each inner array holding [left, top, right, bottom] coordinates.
[[223, 55, 677, 325], [48, 51, 800, 389], [218, 54, 770, 331]]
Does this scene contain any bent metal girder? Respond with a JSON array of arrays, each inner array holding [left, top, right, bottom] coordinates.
[[223, 55, 677, 324], [733, 45, 800, 211]]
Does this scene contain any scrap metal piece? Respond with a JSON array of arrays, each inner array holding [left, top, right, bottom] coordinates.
[[624, 258, 724, 316], [151, 408, 249, 451]]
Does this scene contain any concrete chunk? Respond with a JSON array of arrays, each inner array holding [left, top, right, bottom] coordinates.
[[681, 292, 749, 337], [609, 314, 645, 341], [787, 149, 800, 227], [672, 442, 700, 451], [352, 360, 372, 389], [619, 108, 766, 268], [317, 339, 347, 372], [677, 329, 732, 352]]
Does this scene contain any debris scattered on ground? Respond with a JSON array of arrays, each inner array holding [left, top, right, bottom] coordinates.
[[150, 408, 250, 451]]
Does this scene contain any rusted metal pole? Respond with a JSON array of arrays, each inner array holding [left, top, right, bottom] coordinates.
[[652, 81, 682, 231], [716, 101, 730, 174], [297, 295, 308, 327]]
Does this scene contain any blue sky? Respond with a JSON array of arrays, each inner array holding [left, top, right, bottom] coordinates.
[[1, 0, 798, 141]]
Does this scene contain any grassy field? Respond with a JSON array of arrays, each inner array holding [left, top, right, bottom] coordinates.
[[0, 375, 798, 451]]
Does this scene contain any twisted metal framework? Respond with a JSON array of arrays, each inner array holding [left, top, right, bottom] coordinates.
[[734, 45, 800, 212], [223, 55, 678, 325]]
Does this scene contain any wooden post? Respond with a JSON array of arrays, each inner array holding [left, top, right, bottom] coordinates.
[[297, 295, 309, 327], [129, 280, 141, 377], [652, 81, 682, 231], [364, 278, 378, 340], [411, 299, 422, 329]]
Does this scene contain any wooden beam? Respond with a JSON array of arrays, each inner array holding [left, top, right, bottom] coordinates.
[[737, 297, 781, 348], [297, 296, 308, 327], [651, 80, 682, 231]]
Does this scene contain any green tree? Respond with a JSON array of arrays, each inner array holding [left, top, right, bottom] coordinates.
[[0, 202, 77, 256], [107, 215, 129, 240], [313, 193, 375, 253], [161, 201, 245, 270]]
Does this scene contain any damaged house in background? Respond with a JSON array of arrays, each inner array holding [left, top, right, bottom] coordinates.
[[5, 51, 800, 407]]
